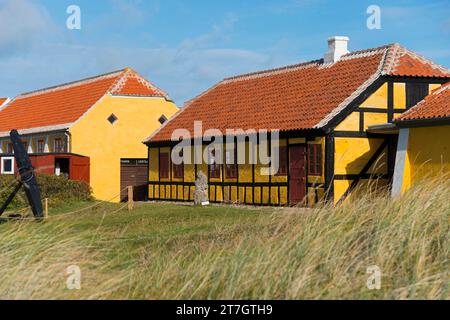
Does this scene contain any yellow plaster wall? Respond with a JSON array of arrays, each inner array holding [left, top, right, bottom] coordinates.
[[402, 125, 450, 192], [70, 95, 178, 201], [335, 112, 360, 131], [363, 112, 388, 130], [288, 137, 306, 144], [429, 83, 441, 93], [334, 137, 385, 175], [360, 83, 387, 109], [334, 137, 388, 204], [393, 82, 406, 109]]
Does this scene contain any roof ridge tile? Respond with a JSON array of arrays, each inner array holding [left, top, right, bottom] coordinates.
[[383, 44, 450, 76], [109, 68, 169, 98]]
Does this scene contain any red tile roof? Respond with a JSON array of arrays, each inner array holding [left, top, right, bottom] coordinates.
[[147, 44, 450, 142], [383, 45, 450, 77], [396, 82, 450, 122], [0, 68, 169, 134], [0, 98, 8, 107]]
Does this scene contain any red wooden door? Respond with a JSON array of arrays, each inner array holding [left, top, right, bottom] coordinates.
[[289, 145, 306, 205], [70, 156, 90, 184]]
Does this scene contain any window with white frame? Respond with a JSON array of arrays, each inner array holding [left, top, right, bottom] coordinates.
[[1, 157, 14, 175]]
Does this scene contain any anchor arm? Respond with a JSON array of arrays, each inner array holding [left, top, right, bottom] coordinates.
[[0, 181, 23, 216]]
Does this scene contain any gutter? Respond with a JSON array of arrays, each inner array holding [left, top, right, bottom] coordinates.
[[65, 131, 72, 153]]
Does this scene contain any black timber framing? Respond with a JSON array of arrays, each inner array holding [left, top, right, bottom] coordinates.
[[324, 131, 335, 202], [387, 81, 394, 122], [286, 142, 290, 205], [157, 147, 161, 199], [324, 78, 385, 130], [336, 138, 390, 205], [146, 135, 326, 207], [145, 76, 450, 206], [322, 75, 450, 132], [146, 147, 150, 201], [169, 146, 173, 200], [334, 131, 390, 138], [357, 107, 405, 114], [305, 139, 313, 206], [268, 138, 271, 205], [334, 173, 389, 180], [382, 75, 450, 85]]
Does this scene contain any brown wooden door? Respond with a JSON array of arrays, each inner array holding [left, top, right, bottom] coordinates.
[[289, 145, 306, 205], [120, 159, 149, 202]]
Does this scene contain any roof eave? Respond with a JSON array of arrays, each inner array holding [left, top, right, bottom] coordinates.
[[395, 117, 450, 128], [145, 127, 326, 146], [0, 123, 72, 138]]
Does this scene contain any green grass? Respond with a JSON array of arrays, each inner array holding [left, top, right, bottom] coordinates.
[[0, 179, 448, 300]]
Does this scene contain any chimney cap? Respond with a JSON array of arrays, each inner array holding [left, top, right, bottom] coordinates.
[[327, 36, 349, 42]]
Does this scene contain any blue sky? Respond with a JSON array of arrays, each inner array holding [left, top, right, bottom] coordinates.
[[0, 0, 449, 105]]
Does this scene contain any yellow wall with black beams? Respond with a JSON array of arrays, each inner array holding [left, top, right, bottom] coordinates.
[[148, 138, 326, 206], [147, 81, 445, 206], [333, 81, 444, 204]]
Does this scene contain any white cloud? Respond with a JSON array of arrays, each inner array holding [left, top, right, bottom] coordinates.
[[0, 0, 55, 56], [0, 7, 307, 105], [178, 13, 238, 51]]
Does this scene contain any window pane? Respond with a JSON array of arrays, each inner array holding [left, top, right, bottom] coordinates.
[[3, 159, 12, 172], [159, 153, 169, 179], [225, 146, 237, 179], [309, 144, 322, 176], [38, 140, 45, 153]]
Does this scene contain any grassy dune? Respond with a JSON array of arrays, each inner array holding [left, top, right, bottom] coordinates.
[[0, 179, 448, 299]]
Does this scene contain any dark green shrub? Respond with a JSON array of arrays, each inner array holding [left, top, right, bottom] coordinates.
[[0, 174, 92, 210]]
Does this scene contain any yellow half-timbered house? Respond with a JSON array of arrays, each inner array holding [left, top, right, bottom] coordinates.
[[144, 37, 450, 206]]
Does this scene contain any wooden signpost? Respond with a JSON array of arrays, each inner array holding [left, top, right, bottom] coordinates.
[[127, 186, 134, 211]]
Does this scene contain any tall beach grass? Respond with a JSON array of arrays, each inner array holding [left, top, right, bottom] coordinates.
[[0, 178, 448, 299]]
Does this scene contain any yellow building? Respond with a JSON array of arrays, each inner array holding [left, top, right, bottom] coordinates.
[[0, 68, 178, 202], [144, 38, 450, 206], [392, 82, 450, 195]]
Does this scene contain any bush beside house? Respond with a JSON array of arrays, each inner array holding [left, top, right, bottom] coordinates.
[[0, 174, 92, 209]]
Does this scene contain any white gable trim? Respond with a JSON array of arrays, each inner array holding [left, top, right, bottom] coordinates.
[[0, 98, 10, 111], [68, 94, 108, 129]]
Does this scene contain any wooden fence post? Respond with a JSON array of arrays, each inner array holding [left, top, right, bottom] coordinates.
[[44, 198, 49, 219], [128, 186, 134, 211]]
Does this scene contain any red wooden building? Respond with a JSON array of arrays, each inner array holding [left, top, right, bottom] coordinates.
[[1, 153, 90, 184]]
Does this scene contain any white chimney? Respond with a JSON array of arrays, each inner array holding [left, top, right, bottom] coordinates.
[[324, 36, 349, 64]]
